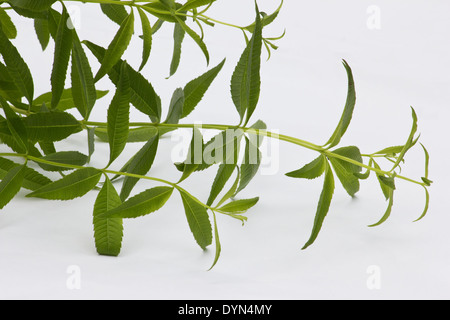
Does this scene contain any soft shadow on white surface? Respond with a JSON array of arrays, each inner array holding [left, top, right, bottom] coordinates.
[[0, 0, 449, 299]]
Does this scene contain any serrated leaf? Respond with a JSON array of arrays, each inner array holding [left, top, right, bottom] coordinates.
[[26, 167, 102, 200], [0, 165, 25, 209], [100, 2, 128, 25], [84, 40, 161, 122], [71, 32, 97, 119], [179, 189, 213, 250], [141, 3, 177, 23], [208, 211, 221, 271], [0, 8, 17, 39], [324, 60, 356, 148], [24, 111, 82, 142], [87, 126, 95, 162], [102, 186, 173, 219], [286, 155, 326, 180], [218, 197, 259, 214], [1, 98, 28, 152], [37, 151, 88, 172], [207, 164, 237, 207], [169, 22, 185, 77], [107, 62, 131, 166], [0, 26, 34, 105], [178, 127, 203, 183], [120, 133, 159, 201], [95, 126, 158, 144], [165, 88, 184, 124], [329, 146, 362, 197], [8, 0, 56, 12], [51, 6, 73, 109], [182, 59, 225, 118], [0, 61, 23, 102], [137, 7, 153, 71], [179, 0, 216, 11], [369, 189, 394, 227], [93, 176, 123, 256], [216, 167, 240, 207], [94, 11, 134, 82], [0, 157, 52, 190], [34, 17, 50, 50], [244, 0, 283, 33], [390, 107, 418, 172], [174, 16, 209, 65], [33, 89, 108, 112], [235, 136, 261, 196], [302, 161, 335, 250], [373, 145, 405, 156], [230, 6, 262, 125]]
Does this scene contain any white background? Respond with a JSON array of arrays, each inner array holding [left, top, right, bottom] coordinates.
[[0, 0, 449, 300]]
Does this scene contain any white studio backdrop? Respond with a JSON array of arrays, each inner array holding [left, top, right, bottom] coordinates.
[[0, 0, 449, 300]]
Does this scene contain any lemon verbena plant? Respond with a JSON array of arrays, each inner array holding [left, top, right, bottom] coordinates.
[[0, 0, 432, 269]]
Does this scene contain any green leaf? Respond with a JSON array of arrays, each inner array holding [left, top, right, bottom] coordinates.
[[159, 0, 176, 9], [100, 2, 128, 25], [1, 98, 28, 152], [165, 88, 184, 124], [102, 186, 173, 219], [286, 155, 326, 179], [84, 41, 161, 122], [369, 189, 394, 227], [371, 160, 392, 201], [216, 167, 240, 207], [87, 126, 95, 162], [95, 126, 158, 144], [0, 26, 34, 104], [390, 107, 418, 172], [373, 145, 405, 156], [208, 211, 221, 271], [71, 32, 97, 119], [324, 60, 356, 148], [328, 146, 362, 197], [235, 136, 262, 196], [33, 89, 108, 112], [24, 111, 82, 142], [107, 62, 131, 166], [207, 164, 237, 207], [120, 133, 159, 201], [218, 197, 259, 214], [8, 0, 56, 12], [179, 0, 216, 11], [182, 59, 225, 118], [179, 189, 213, 250], [414, 187, 430, 222], [0, 165, 25, 209], [0, 157, 52, 191], [420, 143, 430, 180], [0, 8, 17, 39], [230, 6, 262, 125], [174, 15, 210, 65], [26, 167, 102, 200], [302, 161, 335, 250], [169, 22, 185, 77], [93, 176, 123, 256], [141, 3, 177, 22], [244, 0, 283, 33], [0, 61, 23, 102], [178, 127, 203, 183], [94, 11, 134, 82], [137, 7, 153, 71], [34, 17, 50, 50], [37, 151, 88, 172], [51, 6, 73, 109]]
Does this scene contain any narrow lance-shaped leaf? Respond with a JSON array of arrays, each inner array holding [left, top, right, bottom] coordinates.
[[0, 157, 52, 191], [369, 189, 394, 227], [218, 197, 259, 214], [169, 22, 185, 78], [0, 8, 17, 39], [324, 60, 356, 149], [302, 160, 335, 250], [244, 0, 283, 32], [32, 89, 108, 113], [95, 126, 158, 144], [94, 11, 134, 82], [102, 186, 174, 219], [328, 146, 362, 197], [71, 31, 97, 119], [0, 26, 34, 105], [230, 5, 262, 125], [84, 41, 161, 122], [390, 107, 418, 172], [208, 211, 221, 271], [1, 98, 28, 152], [0, 165, 25, 209], [179, 0, 216, 12], [179, 189, 213, 250], [120, 133, 159, 201], [93, 176, 123, 257], [24, 111, 82, 142], [174, 15, 209, 65], [235, 136, 262, 196], [8, 0, 57, 12], [286, 155, 326, 180], [51, 6, 73, 109], [26, 167, 102, 200], [100, 2, 128, 25], [137, 7, 152, 71], [107, 62, 131, 166], [182, 58, 225, 119], [165, 88, 184, 124], [178, 127, 203, 183], [37, 151, 88, 172]]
